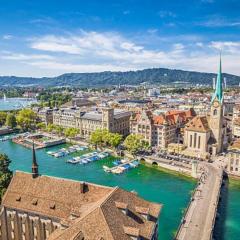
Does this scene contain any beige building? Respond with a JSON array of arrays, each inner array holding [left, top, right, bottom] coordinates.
[[227, 141, 240, 176], [130, 109, 195, 149], [53, 107, 131, 138], [0, 149, 161, 240]]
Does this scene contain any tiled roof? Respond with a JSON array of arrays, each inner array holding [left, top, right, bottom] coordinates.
[[185, 116, 210, 132], [2, 172, 162, 240], [132, 109, 195, 126]]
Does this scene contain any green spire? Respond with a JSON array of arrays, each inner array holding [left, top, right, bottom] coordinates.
[[212, 54, 223, 103]]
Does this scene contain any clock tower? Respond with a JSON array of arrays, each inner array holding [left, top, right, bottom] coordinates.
[[209, 55, 224, 153]]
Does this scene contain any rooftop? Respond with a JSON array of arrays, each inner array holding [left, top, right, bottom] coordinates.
[[2, 171, 162, 240]]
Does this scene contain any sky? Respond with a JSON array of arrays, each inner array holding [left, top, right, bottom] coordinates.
[[0, 0, 240, 77]]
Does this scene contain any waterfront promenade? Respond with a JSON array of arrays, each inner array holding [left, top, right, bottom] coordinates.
[[175, 162, 223, 240]]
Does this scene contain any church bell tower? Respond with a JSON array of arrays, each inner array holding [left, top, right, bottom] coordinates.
[[209, 55, 224, 153]]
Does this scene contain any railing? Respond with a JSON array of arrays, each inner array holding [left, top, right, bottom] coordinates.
[[174, 171, 205, 240]]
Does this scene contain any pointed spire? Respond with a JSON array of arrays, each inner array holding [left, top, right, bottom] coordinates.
[[211, 53, 223, 103], [32, 141, 39, 178]]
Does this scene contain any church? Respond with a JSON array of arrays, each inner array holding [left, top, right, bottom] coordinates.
[[183, 56, 228, 158]]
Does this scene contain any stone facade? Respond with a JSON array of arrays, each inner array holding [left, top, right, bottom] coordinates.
[[52, 107, 131, 138], [130, 109, 195, 149]]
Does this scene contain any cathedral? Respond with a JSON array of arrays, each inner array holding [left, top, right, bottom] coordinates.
[[184, 56, 228, 158]]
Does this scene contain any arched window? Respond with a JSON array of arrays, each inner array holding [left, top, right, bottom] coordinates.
[[213, 109, 217, 115]]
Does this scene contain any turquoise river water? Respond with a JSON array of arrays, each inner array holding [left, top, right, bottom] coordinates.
[[0, 140, 239, 240]]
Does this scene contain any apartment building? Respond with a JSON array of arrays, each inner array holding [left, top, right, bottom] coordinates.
[[130, 109, 195, 149]]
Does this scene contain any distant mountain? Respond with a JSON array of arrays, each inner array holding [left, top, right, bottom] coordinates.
[[0, 68, 240, 87]]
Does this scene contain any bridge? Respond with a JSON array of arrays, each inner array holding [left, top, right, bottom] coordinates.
[[141, 155, 224, 240], [175, 162, 223, 240]]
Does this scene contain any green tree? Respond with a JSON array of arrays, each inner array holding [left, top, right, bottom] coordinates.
[[0, 154, 13, 201], [5, 113, 17, 129], [64, 127, 79, 138], [90, 129, 104, 147], [107, 133, 122, 148], [123, 134, 150, 154], [55, 125, 64, 136], [16, 109, 38, 131], [36, 122, 46, 130], [0, 112, 7, 126]]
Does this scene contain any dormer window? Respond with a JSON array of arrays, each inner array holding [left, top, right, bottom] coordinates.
[[135, 206, 150, 220], [123, 226, 140, 240], [115, 201, 129, 215]]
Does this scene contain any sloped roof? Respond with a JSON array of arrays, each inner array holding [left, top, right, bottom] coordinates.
[[2, 172, 162, 240], [132, 109, 195, 126], [185, 116, 210, 133]]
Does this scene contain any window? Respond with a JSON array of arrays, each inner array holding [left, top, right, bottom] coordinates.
[[190, 135, 192, 147], [213, 109, 217, 115], [194, 133, 197, 148], [198, 136, 201, 149]]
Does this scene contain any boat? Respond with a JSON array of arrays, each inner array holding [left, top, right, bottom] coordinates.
[[103, 165, 111, 172]]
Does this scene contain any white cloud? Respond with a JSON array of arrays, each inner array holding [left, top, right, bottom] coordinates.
[[1, 31, 240, 76], [2, 35, 13, 40], [1, 53, 55, 61]]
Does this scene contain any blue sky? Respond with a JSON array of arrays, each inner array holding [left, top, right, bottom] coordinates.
[[0, 0, 240, 77]]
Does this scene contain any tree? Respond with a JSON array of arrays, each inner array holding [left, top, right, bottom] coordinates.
[[5, 113, 17, 129], [90, 129, 104, 147], [55, 125, 64, 136], [123, 134, 150, 154], [36, 122, 46, 130], [64, 127, 79, 138], [16, 109, 38, 131], [0, 112, 7, 126], [0, 154, 13, 201], [90, 129, 122, 149], [108, 133, 122, 148]]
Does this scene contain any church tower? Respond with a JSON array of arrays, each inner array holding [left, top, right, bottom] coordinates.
[[209, 55, 224, 153], [32, 142, 39, 178]]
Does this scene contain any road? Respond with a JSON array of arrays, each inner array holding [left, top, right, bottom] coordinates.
[[175, 161, 223, 240]]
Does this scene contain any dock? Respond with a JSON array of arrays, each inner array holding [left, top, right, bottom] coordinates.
[[103, 159, 139, 174]]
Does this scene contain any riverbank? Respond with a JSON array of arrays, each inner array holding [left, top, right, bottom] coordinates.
[[142, 161, 196, 181]]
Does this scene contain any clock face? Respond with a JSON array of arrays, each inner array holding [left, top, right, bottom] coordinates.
[[213, 101, 219, 108]]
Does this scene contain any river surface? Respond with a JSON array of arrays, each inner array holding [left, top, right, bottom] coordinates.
[[0, 140, 196, 240], [0, 98, 37, 110]]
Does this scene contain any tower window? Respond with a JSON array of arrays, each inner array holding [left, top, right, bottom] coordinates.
[[213, 109, 217, 115]]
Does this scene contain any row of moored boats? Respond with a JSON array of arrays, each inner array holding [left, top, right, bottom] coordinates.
[[67, 151, 109, 164], [47, 145, 88, 158]]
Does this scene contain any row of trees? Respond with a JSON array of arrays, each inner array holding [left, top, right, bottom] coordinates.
[[39, 123, 80, 139], [0, 109, 39, 131], [90, 129, 123, 149], [90, 129, 150, 154]]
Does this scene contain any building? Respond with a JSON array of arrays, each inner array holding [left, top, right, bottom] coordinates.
[[76, 108, 131, 137], [183, 56, 228, 158], [0, 147, 162, 240], [130, 109, 195, 149], [53, 107, 77, 128], [52, 107, 131, 137], [226, 140, 240, 176], [35, 108, 53, 125]]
